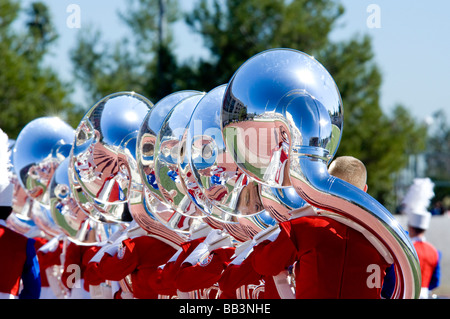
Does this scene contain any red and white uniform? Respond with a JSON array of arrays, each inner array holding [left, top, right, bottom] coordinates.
[[218, 246, 280, 299], [175, 230, 235, 299], [0, 222, 40, 299], [149, 237, 206, 297], [97, 236, 177, 299], [35, 236, 63, 299], [411, 236, 440, 298], [251, 214, 391, 299]]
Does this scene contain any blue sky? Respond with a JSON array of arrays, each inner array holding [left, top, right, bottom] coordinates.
[[17, 0, 450, 125]]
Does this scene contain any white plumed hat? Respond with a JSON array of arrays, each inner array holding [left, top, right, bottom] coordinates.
[[0, 128, 13, 207], [408, 210, 432, 230], [402, 178, 435, 230]]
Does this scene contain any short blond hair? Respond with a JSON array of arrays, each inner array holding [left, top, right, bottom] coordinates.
[[328, 156, 367, 190]]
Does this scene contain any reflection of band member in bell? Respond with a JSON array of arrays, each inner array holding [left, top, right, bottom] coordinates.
[[265, 125, 290, 186], [27, 162, 57, 199], [75, 129, 130, 202], [235, 177, 264, 216], [145, 170, 159, 190], [203, 184, 227, 202]]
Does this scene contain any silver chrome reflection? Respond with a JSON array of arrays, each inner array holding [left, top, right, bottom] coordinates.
[[260, 185, 308, 222], [71, 92, 152, 223], [12, 117, 74, 205], [153, 93, 205, 214], [128, 187, 187, 248], [181, 85, 278, 238], [134, 91, 203, 236], [49, 157, 88, 237], [221, 49, 343, 188], [222, 48, 420, 298], [31, 201, 63, 238], [137, 91, 201, 202]]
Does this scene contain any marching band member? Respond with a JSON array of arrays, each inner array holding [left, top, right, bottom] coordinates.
[[251, 156, 393, 299], [407, 211, 441, 298], [84, 220, 139, 299], [402, 178, 441, 299], [0, 128, 41, 299]]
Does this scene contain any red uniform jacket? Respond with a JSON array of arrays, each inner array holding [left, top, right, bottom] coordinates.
[[413, 240, 439, 288], [97, 236, 176, 299], [34, 237, 63, 287], [148, 237, 205, 296], [252, 216, 391, 299], [218, 250, 280, 299], [61, 242, 102, 292], [175, 245, 235, 295], [0, 225, 31, 296]]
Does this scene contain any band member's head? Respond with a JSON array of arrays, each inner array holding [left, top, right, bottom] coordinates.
[[328, 156, 368, 192]]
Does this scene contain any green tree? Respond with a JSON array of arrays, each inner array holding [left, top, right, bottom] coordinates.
[[183, 0, 344, 90], [316, 36, 427, 208], [425, 110, 450, 209], [70, 0, 181, 106], [70, 28, 145, 104], [25, 1, 58, 59], [0, 0, 77, 138]]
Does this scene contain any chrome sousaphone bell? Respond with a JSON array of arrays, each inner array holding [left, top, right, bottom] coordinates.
[[184, 84, 307, 239], [135, 91, 204, 243], [71, 92, 153, 224], [12, 117, 75, 237], [13, 117, 74, 205]]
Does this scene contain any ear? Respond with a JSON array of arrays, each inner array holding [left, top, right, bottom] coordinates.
[[363, 184, 368, 193]]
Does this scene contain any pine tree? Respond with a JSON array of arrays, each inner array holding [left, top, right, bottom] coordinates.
[[0, 0, 77, 138]]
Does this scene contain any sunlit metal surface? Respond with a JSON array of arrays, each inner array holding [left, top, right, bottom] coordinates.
[[135, 91, 207, 237], [180, 85, 275, 239], [31, 201, 63, 238], [127, 187, 186, 248], [71, 92, 152, 223], [222, 48, 420, 298], [260, 185, 308, 222], [137, 90, 201, 202], [222, 49, 342, 188]]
